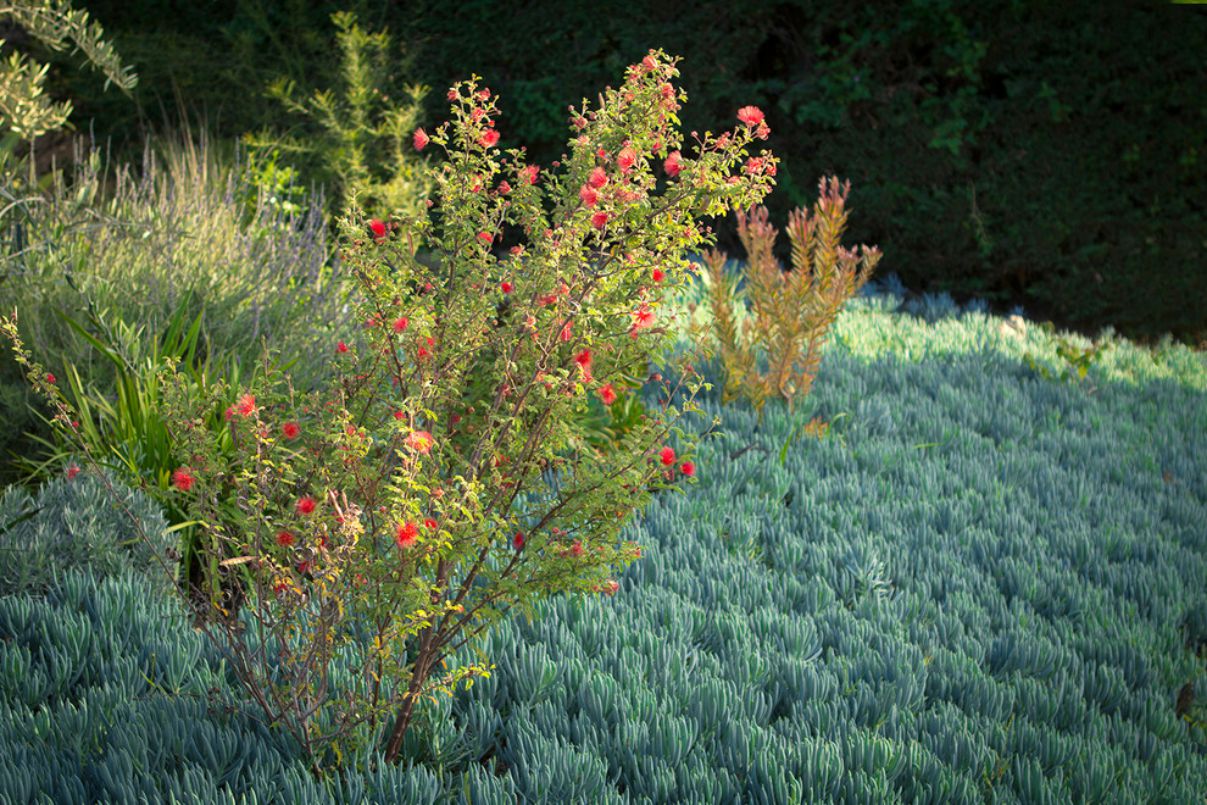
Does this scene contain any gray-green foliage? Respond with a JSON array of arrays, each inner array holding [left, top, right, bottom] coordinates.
[[0, 469, 173, 595], [1, 286, 1205, 801]]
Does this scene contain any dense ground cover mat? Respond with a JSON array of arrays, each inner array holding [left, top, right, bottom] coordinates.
[[0, 288, 1203, 802]]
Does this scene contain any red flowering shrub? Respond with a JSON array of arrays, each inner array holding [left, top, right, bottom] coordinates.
[[6, 49, 775, 766]]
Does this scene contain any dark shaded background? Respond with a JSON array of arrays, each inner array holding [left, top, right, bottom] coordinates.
[[43, 0, 1207, 345]]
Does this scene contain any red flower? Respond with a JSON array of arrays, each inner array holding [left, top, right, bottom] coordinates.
[[587, 166, 608, 189], [574, 349, 592, 372], [236, 393, 257, 417], [737, 106, 765, 128], [578, 184, 598, 206], [680, 461, 696, 477], [477, 231, 494, 245], [500, 281, 513, 294], [276, 530, 295, 547], [570, 539, 584, 557], [598, 383, 618, 405], [65, 464, 80, 480], [497, 180, 511, 195], [513, 532, 525, 550], [652, 267, 665, 283], [393, 410, 405, 420], [659, 446, 676, 466], [405, 430, 434, 454], [591, 211, 609, 229], [413, 128, 430, 150], [559, 320, 573, 342], [396, 521, 418, 549], [479, 129, 500, 148], [663, 151, 683, 177], [521, 164, 540, 185], [603, 579, 620, 596], [642, 54, 658, 71], [45, 372, 56, 384], [393, 316, 409, 333], [336, 341, 349, 354], [296, 496, 317, 515], [370, 219, 387, 242], [617, 146, 637, 173], [172, 467, 195, 492], [417, 346, 431, 360], [633, 305, 655, 329], [424, 518, 438, 530], [282, 421, 301, 440]]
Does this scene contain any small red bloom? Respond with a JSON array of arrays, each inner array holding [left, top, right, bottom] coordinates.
[[663, 151, 683, 177], [45, 373, 56, 384], [479, 129, 500, 148], [282, 421, 301, 440], [424, 518, 438, 530], [659, 446, 676, 466], [521, 164, 540, 185], [393, 316, 409, 333], [598, 383, 618, 405], [393, 410, 405, 420], [236, 393, 257, 417], [276, 530, 295, 547], [633, 305, 655, 329], [370, 219, 387, 242], [574, 349, 592, 371], [680, 461, 696, 477], [497, 180, 511, 195], [560, 320, 573, 342], [642, 54, 658, 71], [652, 267, 665, 283], [405, 430, 434, 454], [603, 579, 620, 596], [413, 128, 430, 151], [172, 467, 195, 492], [447, 89, 458, 101], [500, 281, 513, 294], [417, 346, 431, 360], [617, 146, 637, 173], [591, 211, 609, 229], [477, 231, 494, 245], [65, 464, 80, 480], [737, 105, 765, 128], [336, 341, 349, 354], [587, 166, 608, 189], [273, 580, 289, 594], [296, 496, 317, 515], [578, 184, 598, 206], [396, 521, 418, 549], [513, 532, 525, 550], [570, 539, 584, 557]]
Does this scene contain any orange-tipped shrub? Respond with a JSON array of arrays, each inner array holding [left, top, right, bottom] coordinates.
[[701, 177, 882, 411]]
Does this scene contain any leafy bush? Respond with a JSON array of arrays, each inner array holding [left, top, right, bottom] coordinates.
[[244, 10, 433, 220], [699, 178, 880, 412], [9, 50, 777, 765], [0, 469, 172, 595]]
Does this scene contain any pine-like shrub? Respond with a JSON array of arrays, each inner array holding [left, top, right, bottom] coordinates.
[[699, 177, 880, 411]]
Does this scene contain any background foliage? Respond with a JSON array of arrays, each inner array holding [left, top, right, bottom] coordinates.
[[47, 0, 1207, 345]]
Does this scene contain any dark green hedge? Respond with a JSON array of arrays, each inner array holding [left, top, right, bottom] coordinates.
[[51, 0, 1207, 343]]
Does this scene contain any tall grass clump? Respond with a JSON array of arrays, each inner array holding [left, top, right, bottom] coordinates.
[[0, 134, 346, 483]]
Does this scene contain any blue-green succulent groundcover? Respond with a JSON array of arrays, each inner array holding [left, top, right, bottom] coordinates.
[[1, 281, 1204, 802]]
